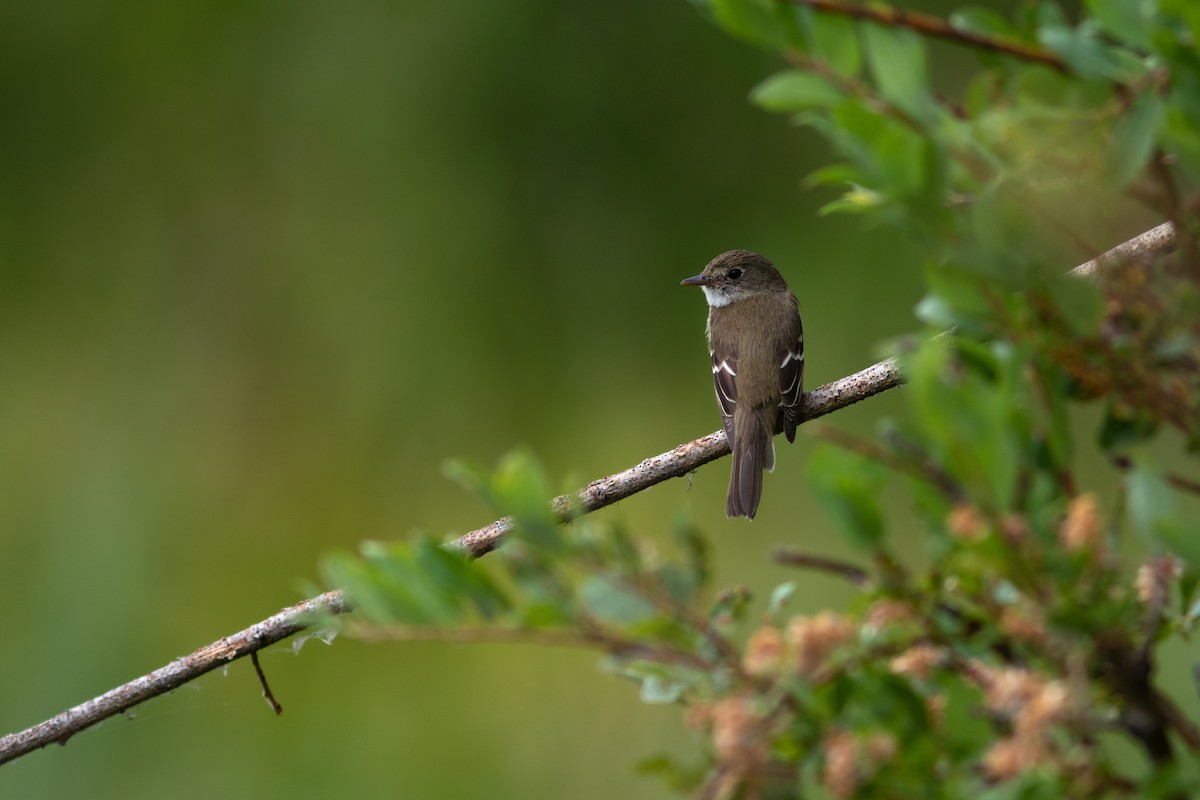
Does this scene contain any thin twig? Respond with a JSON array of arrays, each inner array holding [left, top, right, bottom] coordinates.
[[349, 622, 714, 672], [251, 652, 283, 716], [811, 423, 966, 502], [772, 548, 870, 587], [1071, 221, 1176, 277], [789, 0, 1069, 74], [0, 591, 347, 765], [1109, 455, 1200, 496]]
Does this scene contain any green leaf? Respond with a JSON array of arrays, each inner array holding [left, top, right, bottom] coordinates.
[[801, 163, 862, 190], [752, 70, 844, 112], [950, 7, 1022, 40], [817, 185, 886, 216], [1087, 0, 1153, 51], [916, 264, 995, 334], [711, 0, 787, 48], [902, 338, 1025, 511], [810, 13, 860, 77], [640, 675, 686, 704], [830, 103, 933, 201], [863, 23, 935, 124], [708, 585, 752, 629], [492, 448, 563, 551], [806, 442, 886, 549], [412, 538, 512, 620], [363, 539, 467, 625], [768, 581, 796, 616], [1037, 13, 1128, 81], [442, 457, 492, 501], [1127, 457, 1200, 568], [1107, 91, 1164, 187], [580, 575, 657, 626]]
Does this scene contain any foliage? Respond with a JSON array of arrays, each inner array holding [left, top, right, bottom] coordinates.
[[324, 1, 1200, 797]]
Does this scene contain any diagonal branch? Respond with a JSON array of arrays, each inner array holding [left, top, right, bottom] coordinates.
[[0, 360, 903, 767], [788, 0, 1069, 73], [0, 222, 1175, 768]]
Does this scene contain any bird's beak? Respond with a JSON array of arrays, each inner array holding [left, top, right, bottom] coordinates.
[[680, 274, 716, 287]]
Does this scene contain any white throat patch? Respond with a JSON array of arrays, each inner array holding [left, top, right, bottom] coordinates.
[[701, 286, 733, 308]]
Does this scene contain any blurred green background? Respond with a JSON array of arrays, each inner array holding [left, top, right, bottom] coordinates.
[[0, 2, 940, 797]]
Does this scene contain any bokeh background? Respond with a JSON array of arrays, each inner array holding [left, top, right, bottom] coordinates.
[[0, 1, 1065, 797]]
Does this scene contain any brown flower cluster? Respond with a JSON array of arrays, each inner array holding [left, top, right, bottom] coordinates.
[[1058, 492, 1103, 555], [970, 663, 1073, 780], [742, 611, 857, 681], [822, 729, 898, 799], [1135, 553, 1182, 609]]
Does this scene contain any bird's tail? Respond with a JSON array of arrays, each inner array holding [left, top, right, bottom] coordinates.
[[726, 408, 774, 519]]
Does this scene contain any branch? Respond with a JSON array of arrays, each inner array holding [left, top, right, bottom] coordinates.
[[772, 548, 870, 586], [1071, 221, 1177, 277], [0, 591, 349, 766], [0, 359, 903, 767], [0, 222, 1173, 767], [454, 356, 904, 557], [789, 0, 1069, 74]]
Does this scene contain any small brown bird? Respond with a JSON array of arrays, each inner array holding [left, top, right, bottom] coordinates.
[[681, 251, 804, 518]]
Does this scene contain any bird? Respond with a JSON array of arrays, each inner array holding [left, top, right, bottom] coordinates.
[[680, 250, 804, 518]]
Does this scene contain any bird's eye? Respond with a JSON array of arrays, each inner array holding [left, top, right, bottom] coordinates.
[[727, 268, 743, 280]]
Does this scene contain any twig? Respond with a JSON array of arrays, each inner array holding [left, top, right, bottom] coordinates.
[[789, 0, 1069, 74], [772, 548, 870, 587], [1071, 221, 1176, 277], [0, 222, 1173, 768], [1109, 455, 1200, 496], [1153, 685, 1200, 757], [452, 356, 906, 558], [348, 622, 714, 672], [251, 652, 283, 716], [0, 591, 348, 765], [811, 423, 966, 502]]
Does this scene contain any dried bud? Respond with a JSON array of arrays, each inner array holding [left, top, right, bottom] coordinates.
[[947, 504, 985, 541], [684, 701, 712, 731], [1019, 681, 1070, 734], [1000, 514, 1029, 544], [863, 598, 915, 635], [1136, 554, 1182, 608], [1059, 493, 1102, 555], [974, 664, 1070, 739], [889, 643, 944, 681], [787, 611, 856, 679], [822, 730, 859, 799], [925, 694, 946, 729], [982, 736, 1046, 780], [821, 730, 896, 799], [998, 604, 1048, 648], [709, 695, 766, 773], [743, 626, 785, 679], [864, 732, 898, 762], [975, 664, 1042, 717]]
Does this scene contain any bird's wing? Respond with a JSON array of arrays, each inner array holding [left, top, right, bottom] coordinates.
[[711, 350, 737, 441], [779, 321, 804, 442]]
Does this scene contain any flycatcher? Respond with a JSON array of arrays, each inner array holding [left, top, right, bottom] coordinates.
[[681, 250, 804, 518]]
